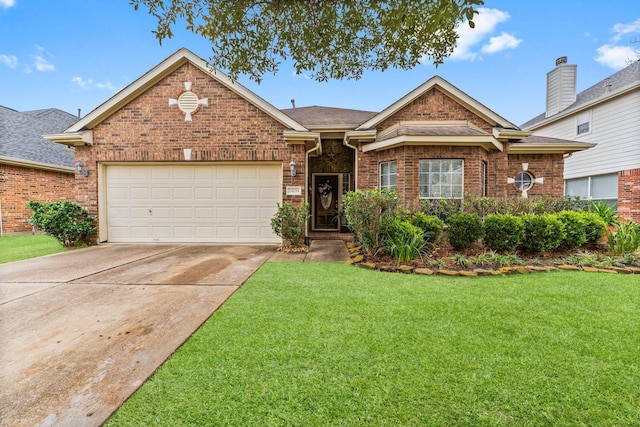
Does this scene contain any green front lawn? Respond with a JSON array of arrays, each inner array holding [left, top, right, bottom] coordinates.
[[0, 234, 66, 264], [106, 263, 640, 426]]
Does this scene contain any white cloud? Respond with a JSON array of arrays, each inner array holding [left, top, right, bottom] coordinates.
[[33, 54, 54, 72], [450, 8, 517, 61], [595, 44, 640, 69], [95, 80, 116, 90], [0, 0, 16, 9], [72, 76, 117, 91], [481, 32, 522, 54], [594, 18, 640, 69], [611, 18, 640, 42], [0, 54, 18, 68], [72, 76, 92, 89]]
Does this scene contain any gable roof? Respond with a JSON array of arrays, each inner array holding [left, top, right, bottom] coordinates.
[[0, 106, 77, 171], [522, 60, 640, 129], [57, 48, 307, 139], [356, 75, 519, 131]]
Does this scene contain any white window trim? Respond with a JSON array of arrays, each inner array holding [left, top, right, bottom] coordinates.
[[379, 160, 397, 190]]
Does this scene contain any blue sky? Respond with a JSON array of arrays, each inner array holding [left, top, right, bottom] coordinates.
[[1, 0, 638, 126]]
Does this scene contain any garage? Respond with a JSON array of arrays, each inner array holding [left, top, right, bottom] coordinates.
[[104, 164, 282, 243]]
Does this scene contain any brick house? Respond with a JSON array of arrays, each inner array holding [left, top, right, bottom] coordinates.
[[522, 58, 640, 222], [0, 106, 78, 234], [45, 48, 594, 244]]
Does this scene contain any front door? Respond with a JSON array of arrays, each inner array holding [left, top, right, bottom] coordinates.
[[312, 174, 340, 231]]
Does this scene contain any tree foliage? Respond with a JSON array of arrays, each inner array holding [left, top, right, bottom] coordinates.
[[131, 0, 484, 82]]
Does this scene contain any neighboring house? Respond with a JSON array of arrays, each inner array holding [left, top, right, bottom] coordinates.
[[0, 106, 78, 234], [522, 57, 640, 221], [45, 48, 593, 244]]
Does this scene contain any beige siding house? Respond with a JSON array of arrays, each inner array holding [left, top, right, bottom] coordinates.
[[522, 58, 640, 221]]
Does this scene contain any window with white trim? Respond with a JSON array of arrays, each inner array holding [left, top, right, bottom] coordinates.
[[565, 173, 617, 207], [380, 161, 397, 190], [576, 111, 591, 135], [419, 159, 464, 199]]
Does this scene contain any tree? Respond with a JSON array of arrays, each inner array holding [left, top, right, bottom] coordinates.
[[131, 0, 484, 82]]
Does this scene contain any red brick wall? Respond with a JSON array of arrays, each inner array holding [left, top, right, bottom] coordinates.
[[0, 164, 75, 234], [358, 86, 565, 205], [76, 62, 303, 235], [378, 87, 494, 133], [618, 168, 640, 222]]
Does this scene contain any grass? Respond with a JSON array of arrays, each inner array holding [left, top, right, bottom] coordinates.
[[0, 234, 66, 264], [106, 263, 640, 426]]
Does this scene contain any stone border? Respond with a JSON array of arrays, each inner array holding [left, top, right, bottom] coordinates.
[[346, 243, 640, 277]]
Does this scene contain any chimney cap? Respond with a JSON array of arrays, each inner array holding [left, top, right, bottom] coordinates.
[[556, 56, 568, 66]]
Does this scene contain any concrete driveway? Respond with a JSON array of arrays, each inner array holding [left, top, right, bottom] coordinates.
[[0, 244, 275, 427]]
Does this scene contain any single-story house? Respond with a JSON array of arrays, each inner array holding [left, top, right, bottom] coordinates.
[[0, 106, 78, 234], [45, 48, 594, 244]]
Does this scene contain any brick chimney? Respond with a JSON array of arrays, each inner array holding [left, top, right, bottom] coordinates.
[[545, 56, 577, 118]]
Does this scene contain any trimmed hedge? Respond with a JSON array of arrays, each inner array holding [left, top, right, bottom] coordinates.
[[409, 212, 444, 245], [483, 214, 524, 253], [520, 214, 565, 253], [447, 213, 483, 250], [556, 211, 587, 251]]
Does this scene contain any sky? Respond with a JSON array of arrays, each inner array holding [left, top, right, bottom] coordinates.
[[1, 1, 639, 127]]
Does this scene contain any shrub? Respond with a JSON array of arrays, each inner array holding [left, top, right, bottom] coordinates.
[[408, 212, 444, 245], [270, 201, 310, 246], [343, 190, 398, 256], [590, 200, 618, 227], [446, 213, 483, 250], [520, 214, 565, 253], [555, 211, 587, 251], [579, 211, 607, 244], [607, 221, 640, 256], [483, 214, 524, 253], [27, 200, 96, 247], [419, 198, 462, 222], [384, 218, 426, 263]]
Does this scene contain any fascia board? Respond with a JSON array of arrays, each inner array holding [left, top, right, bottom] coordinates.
[[506, 142, 597, 154], [0, 156, 74, 173], [362, 135, 503, 153], [357, 76, 517, 130], [67, 48, 307, 133], [43, 130, 93, 146]]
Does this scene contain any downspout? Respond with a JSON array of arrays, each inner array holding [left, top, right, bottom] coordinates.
[[305, 137, 322, 243], [0, 200, 3, 236], [343, 134, 358, 190]]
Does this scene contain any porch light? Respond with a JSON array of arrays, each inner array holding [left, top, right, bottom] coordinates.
[[75, 161, 88, 177], [289, 159, 296, 177]]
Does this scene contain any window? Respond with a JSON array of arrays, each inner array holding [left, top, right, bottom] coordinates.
[[576, 111, 591, 135], [380, 161, 397, 190], [565, 173, 618, 207], [514, 171, 534, 192], [481, 161, 488, 197], [419, 159, 464, 199]]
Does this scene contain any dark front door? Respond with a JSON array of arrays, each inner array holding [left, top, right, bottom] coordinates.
[[313, 174, 340, 231]]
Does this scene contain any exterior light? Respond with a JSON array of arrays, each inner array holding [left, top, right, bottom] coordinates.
[[289, 160, 296, 177]]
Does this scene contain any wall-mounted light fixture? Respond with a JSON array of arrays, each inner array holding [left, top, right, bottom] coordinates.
[[75, 161, 88, 177], [289, 159, 296, 177], [183, 148, 192, 161]]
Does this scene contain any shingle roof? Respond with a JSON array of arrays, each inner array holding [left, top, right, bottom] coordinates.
[[521, 60, 640, 129], [0, 106, 78, 168], [281, 105, 377, 128], [376, 122, 489, 142]]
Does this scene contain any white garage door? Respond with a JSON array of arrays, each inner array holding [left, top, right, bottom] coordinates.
[[105, 164, 282, 243]]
